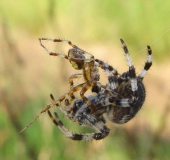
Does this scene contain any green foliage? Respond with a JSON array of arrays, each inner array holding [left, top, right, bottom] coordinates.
[[0, 1, 170, 60]]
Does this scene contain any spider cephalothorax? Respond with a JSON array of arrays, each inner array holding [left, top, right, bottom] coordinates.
[[20, 39, 152, 141]]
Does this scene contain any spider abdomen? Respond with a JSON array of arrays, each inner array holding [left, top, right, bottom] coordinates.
[[107, 78, 146, 124]]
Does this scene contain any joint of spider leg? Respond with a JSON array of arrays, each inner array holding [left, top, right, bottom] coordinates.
[[95, 59, 119, 77], [93, 129, 110, 140], [53, 112, 64, 126], [93, 133, 103, 140], [95, 59, 104, 67], [108, 66, 118, 76], [47, 110, 58, 125]]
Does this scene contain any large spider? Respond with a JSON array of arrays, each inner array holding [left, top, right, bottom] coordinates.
[[20, 39, 152, 141]]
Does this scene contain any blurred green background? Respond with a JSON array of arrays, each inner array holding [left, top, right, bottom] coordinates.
[[0, 1, 170, 160]]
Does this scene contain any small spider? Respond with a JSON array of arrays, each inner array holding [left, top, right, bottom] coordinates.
[[38, 38, 118, 111], [20, 39, 152, 141]]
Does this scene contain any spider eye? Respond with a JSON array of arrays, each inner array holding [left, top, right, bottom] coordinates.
[[68, 49, 85, 70]]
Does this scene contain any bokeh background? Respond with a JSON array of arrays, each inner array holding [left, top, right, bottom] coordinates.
[[0, 1, 170, 160]]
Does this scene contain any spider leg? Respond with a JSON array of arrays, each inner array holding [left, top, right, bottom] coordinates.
[[120, 39, 138, 99], [48, 110, 110, 141], [50, 94, 74, 117], [20, 83, 86, 133], [69, 73, 82, 88], [39, 38, 94, 60], [95, 59, 119, 77], [48, 110, 74, 137], [68, 73, 82, 100], [80, 81, 100, 112], [59, 39, 94, 59], [39, 38, 70, 59], [50, 94, 69, 115], [95, 59, 119, 93], [138, 45, 152, 79]]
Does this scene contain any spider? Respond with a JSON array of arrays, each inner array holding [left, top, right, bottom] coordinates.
[[38, 38, 118, 111], [20, 39, 152, 141]]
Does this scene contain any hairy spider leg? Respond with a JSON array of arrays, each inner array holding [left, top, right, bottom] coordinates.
[[20, 83, 86, 133], [48, 110, 72, 136], [50, 94, 74, 117], [95, 59, 119, 77], [120, 39, 138, 100], [49, 95, 110, 140], [69, 73, 82, 88], [49, 94, 70, 115], [48, 110, 110, 141], [68, 73, 82, 100], [138, 45, 152, 79], [39, 38, 94, 60], [95, 59, 119, 92], [80, 81, 96, 111]]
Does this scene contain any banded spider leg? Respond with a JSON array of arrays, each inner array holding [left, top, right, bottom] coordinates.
[[48, 95, 110, 141], [19, 82, 86, 133]]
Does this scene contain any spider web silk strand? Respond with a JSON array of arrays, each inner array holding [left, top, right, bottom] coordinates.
[[135, 27, 170, 55]]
